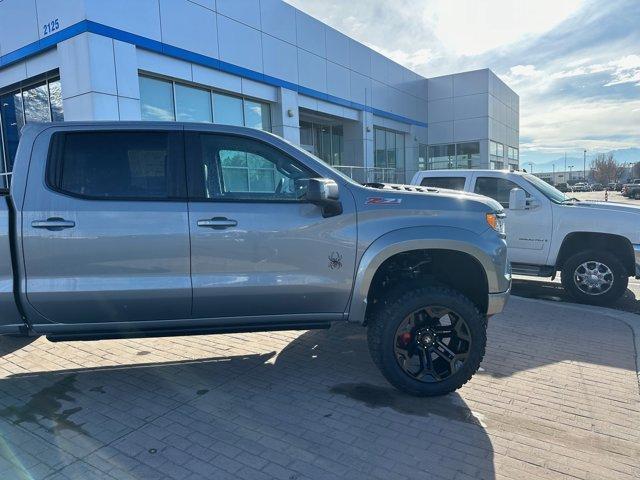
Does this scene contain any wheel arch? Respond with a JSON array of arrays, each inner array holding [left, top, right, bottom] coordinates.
[[556, 232, 635, 276], [347, 226, 496, 324]]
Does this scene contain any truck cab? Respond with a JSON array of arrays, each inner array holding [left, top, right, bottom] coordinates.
[[412, 169, 640, 305]]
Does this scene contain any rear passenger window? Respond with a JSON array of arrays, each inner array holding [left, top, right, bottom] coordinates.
[[47, 131, 185, 199], [420, 177, 466, 190], [474, 177, 529, 207]]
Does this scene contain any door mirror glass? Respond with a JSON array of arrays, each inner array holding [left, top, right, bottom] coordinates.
[[305, 178, 342, 217], [509, 188, 527, 210]]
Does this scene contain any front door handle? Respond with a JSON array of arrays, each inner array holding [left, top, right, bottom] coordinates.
[[32, 217, 76, 230], [197, 217, 238, 229]]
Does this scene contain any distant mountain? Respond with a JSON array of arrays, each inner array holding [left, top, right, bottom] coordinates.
[[523, 148, 640, 173]]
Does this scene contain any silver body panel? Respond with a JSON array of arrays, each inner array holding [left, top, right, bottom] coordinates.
[[3, 122, 510, 333]]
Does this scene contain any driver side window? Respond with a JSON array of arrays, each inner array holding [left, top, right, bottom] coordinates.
[[190, 134, 315, 201], [474, 177, 530, 208]]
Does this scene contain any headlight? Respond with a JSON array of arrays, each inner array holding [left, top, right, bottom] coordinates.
[[486, 212, 506, 236]]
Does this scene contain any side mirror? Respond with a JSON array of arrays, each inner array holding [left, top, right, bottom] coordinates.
[[306, 178, 342, 217], [509, 188, 526, 210]]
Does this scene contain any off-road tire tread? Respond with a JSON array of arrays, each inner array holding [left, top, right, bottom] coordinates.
[[367, 286, 487, 397]]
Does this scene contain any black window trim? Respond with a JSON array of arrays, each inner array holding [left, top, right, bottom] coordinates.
[[45, 130, 188, 202], [420, 176, 466, 190], [185, 131, 322, 204]]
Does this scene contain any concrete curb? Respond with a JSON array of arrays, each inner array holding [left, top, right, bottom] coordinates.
[[511, 295, 640, 393]]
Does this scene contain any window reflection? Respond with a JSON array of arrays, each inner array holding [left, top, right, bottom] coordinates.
[[213, 93, 243, 126], [139, 76, 175, 121], [175, 84, 212, 122]]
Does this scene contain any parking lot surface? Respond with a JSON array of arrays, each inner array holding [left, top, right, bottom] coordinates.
[[0, 297, 638, 480]]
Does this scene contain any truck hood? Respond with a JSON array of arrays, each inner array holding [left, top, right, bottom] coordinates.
[[570, 200, 640, 214], [360, 183, 503, 212]]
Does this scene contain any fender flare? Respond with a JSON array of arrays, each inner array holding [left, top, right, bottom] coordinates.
[[347, 226, 499, 324]]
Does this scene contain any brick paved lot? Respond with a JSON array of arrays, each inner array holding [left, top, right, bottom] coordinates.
[[0, 297, 638, 479]]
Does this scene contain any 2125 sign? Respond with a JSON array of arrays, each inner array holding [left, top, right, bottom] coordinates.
[[43, 19, 60, 36]]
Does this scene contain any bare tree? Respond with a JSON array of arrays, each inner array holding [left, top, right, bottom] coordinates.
[[590, 153, 618, 184]]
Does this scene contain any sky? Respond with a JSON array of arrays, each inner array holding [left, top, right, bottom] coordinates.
[[286, 0, 640, 168]]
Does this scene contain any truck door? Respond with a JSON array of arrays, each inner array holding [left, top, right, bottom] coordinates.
[[185, 131, 357, 320], [21, 127, 192, 325], [472, 174, 552, 265]]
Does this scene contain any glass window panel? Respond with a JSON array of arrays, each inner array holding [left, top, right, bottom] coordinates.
[[139, 76, 175, 121], [299, 121, 313, 149], [496, 142, 504, 157], [428, 143, 455, 169], [418, 144, 428, 170], [213, 93, 243, 126], [0, 90, 24, 171], [331, 125, 343, 166], [52, 131, 179, 199], [474, 177, 529, 207], [420, 177, 466, 190], [23, 83, 50, 123], [175, 84, 212, 122], [456, 141, 480, 169], [48, 79, 64, 121], [396, 133, 405, 171], [196, 134, 314, 201], [243, 99, 270, 131], [385, 130, 396, 169], [374, 128, 386, 168], [320, 126, 332, 164]]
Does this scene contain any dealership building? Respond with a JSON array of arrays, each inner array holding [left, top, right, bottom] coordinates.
[[0, 0, 520, 185]]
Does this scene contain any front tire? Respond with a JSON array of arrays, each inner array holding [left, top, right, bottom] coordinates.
[[367, 286, 486, 397], [561, 250, 628, 306]]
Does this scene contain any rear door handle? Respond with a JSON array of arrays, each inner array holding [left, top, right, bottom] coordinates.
[[32, 218, 76, 230], [197, 217, 238, 229]]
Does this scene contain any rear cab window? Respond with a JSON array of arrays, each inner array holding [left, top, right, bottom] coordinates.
[[47, 131, 185, 200], [419, 176, 466, 190]]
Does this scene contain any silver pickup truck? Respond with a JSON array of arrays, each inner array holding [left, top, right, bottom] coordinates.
[[0, 122, 510, 396]]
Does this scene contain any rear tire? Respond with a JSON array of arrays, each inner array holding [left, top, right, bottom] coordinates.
[[367, 286, 486, 397], [561, 250, 628, 306], [634, 191, 640, 200]]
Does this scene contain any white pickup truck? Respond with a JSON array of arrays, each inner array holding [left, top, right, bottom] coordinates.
[[412, 170, 640, 305]]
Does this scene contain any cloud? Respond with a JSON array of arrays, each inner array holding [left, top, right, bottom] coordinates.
[[285, 0, 640, 164]]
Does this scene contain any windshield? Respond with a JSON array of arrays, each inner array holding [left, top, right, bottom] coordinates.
[[522, 173, 572, 204]]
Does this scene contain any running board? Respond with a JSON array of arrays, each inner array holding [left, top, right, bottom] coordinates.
[[46, 321, 331, 342], [511, 263, 555, 277]]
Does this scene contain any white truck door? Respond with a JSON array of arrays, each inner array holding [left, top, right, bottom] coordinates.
[[471, 174, 553, 265]]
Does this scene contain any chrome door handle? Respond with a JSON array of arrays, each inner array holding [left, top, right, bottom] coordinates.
[[32, 218, 75, 230], [197, 217, 238, 229]]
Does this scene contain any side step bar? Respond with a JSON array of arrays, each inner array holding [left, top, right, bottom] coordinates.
[[46, 321, 331, 342], [511, 263, 555, 277]]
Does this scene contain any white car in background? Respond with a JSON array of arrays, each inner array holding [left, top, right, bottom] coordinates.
[[411, 169, 640, 305]]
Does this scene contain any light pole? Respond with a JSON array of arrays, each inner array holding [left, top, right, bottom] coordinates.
[[583, 149, 586, 181], [552, 163, 555, 185], [528, 162, 534, 173]]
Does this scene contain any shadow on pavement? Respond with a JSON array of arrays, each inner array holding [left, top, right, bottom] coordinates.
[[0, 326, 495, 480], [0, 335, 36, 356]]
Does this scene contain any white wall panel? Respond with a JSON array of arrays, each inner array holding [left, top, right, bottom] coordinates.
[[326, 61, 350, 99], [113, 41, 139, 99], [427, 75, 453, 100], [85, 0, 161, 40], [25, 49, 59, 79], [160, 0, 218, 58], [454, 117, 486, 142], [137, 49, 193, 81], [296, 11, 326, 57], [260, 0, 296, 44], [217, 0, 260, 29], [192, 64, 242, 93], [217, 16, 262, 72], [0, 0, 39, 55], [350, 71, 371, 106], [427, 98, 453, 123], [349, 40, 371, 76], [325, 28, 349, 67], [297, 49, 326, 93], [453, 69, 488, 96], [36, 0, 85, 39], [428, 122, 453, 144], [0, 63, 28, 89], [262, 34, 298, 84], [454, 93, 487, 120]]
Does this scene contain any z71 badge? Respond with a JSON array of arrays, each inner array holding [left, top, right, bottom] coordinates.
[[365, 197, 402, 205]]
